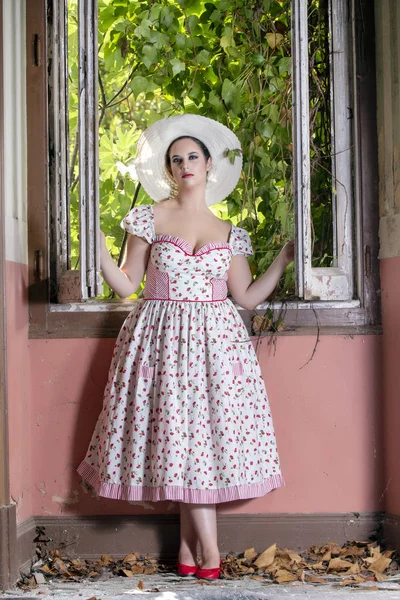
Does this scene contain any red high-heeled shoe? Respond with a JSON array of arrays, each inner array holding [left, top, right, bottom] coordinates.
[[176, 562, 198, 577], [196, 560, 222, 580]]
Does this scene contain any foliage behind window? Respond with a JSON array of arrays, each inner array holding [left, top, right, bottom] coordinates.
[[67, 0, 333, 299]]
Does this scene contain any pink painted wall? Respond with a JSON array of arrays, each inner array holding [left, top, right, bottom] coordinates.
[[380, 256, 400, 516], [28, 332, 384, 517], [6, 261, 32, 523]]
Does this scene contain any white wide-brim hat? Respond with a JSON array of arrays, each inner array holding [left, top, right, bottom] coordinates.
[[134, 114, 243, 206]]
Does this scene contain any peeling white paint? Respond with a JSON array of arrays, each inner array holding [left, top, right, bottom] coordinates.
[[37, 481, 46, 496], [379, 214, 400, 258], [128, 501, 155, 511], [52, 489, 80, 505]]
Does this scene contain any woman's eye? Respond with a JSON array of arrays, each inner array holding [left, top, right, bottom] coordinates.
[[189, 154, 198, 160], [172, 157, 181, 163]]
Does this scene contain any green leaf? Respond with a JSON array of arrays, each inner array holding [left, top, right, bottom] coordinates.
[[196, 49, 210, 66], [221, 78, 241, 115], [256, 120, 276, 140], [131, 75, 149, 96], [160, 6, 175, 28], [252, 53, 265, 66], [208, 90, 223, 110], [175, 33, 187, 49], [170, 57, 186, 76], [225, 148, 242, 165], [188, 80, 203, 100], [186, 15, 199, 32], [149, 31, 170, 50], [204, 66, 218, 85], [277, 57, 291, 74], [134, 19, 152, 39], [220, 35, 232, 49], [141, 44, 158, 68]]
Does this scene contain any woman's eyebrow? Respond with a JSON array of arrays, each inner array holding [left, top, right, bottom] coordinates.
[[171, 151, 199, 158]]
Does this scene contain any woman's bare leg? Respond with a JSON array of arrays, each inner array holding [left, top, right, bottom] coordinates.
[[182, 503, 220, 568], [178, 503, 198, 565]]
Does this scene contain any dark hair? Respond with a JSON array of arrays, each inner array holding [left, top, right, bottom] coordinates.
[[165, 136, 211, 174]]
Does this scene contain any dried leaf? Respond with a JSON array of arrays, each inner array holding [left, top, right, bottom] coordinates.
[[254, 543, 277, 568], [138, 579, 144, 590], [61, 571, 74, 579], [130, 565, 145, 574], [252, 315, 272, 334], [274, 569, 298, 583], [38, 565, 55, 575], [370, 545, 381, 559], [345, 562, 360, 575], [244, 547, 258, 561], [121, 569, 133, 578], [368, 556, 392, 574], [98, 554, 113, 566], [307, 575, 328, 584], [321, 551, 331, 562], [251, 575, 265, 581], [328, 558, 354, 572], [280, 550, 304, 566], [375, 573, 388, 582], [123, 553, 138, 565], [71, 558, 87, 569], [342, 546, 365, 558], [144, 567, 155, 575], [325, 543, 343, 556], [266, 32, 284, 49], [53, 558, 69, 573]]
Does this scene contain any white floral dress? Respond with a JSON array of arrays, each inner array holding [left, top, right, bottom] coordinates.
[[78, 204, 284, 503]]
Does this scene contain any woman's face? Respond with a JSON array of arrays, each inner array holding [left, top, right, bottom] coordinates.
[[167, 137, 211, 192]]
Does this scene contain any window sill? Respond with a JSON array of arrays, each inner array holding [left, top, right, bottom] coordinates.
[[28, 298, 382, 339]]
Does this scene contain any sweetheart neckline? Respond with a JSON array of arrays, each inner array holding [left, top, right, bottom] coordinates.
[[154, 234, 232, 256], [150, 205, 234, 256]]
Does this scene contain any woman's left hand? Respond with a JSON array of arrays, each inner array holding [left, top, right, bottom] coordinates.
[[280, 240, 295, 266]]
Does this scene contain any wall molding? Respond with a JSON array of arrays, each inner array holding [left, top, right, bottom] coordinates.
[[13, 512, 383, 575]]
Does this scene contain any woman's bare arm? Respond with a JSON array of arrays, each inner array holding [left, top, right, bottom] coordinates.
[[100, 232, 151, 298], [227, 241, 294, 310]]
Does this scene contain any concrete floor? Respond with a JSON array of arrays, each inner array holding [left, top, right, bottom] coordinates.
[[2, 571, 400, 600]]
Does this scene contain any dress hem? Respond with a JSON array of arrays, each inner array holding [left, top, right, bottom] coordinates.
[[77, 461, 284, 504]]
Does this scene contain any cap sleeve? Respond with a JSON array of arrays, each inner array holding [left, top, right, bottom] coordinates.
[[120, 205, 155, 244], [230, 225, 253, 256]]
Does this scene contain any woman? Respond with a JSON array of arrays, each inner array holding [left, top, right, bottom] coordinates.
[[78, 114, 294, 580]]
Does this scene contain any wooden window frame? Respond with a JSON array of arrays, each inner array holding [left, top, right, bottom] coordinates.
[[27, 0, 381, 339]]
